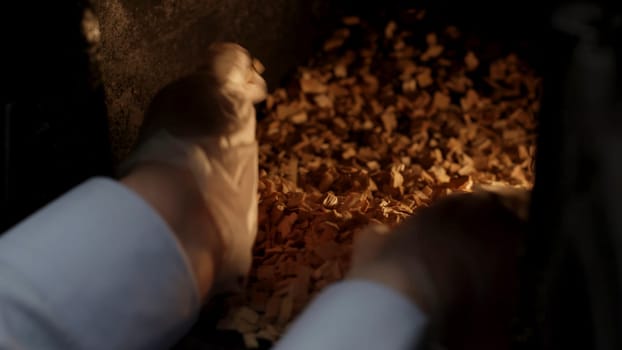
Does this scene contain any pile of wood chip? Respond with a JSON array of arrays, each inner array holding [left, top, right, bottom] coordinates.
[[217, 10, 541, 348]]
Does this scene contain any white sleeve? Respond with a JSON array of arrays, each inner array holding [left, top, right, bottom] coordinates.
[[273, 279, 428, 350], [0, 177, 200, 350]]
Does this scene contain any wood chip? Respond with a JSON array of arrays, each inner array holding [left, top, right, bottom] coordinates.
[[449, 175, 473, 191], [518, 145, 530, 160], [416, 69, 434, 88], [322, 192, 339, 208], [385, 21, 397, 39], [314, 95, 333, 108], [460, 89, 479, 110], [391, 164, 405, 190], [426, 33, 438, 45], [342, 147, 357, 159], [243, 333, 259, 349], [402, 79, 417, 93], [276, 103, 301, 119], [342, 16, 361, 25], [433, 91, 451, 109], [222, 10, 540, 345], [235, 307, 260, 324], [323, 29, 350, 51], [300, 78, 327, 94], [421, 171, 435, 184], [422, 185, 434, 196], [381, 109, 397, 132], [290, 112, 308, 124], [430, 165, 451, 183], [511, 165, 528, 184], [334, 64, 348, 78], [465, 51, 479, 71], [256, 326, 279, 342], [421, 45, 444, 61]]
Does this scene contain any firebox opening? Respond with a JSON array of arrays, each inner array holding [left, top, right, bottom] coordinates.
[[194, 5, 540, 350]]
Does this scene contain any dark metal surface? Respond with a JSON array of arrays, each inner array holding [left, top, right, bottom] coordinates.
[[0, 1, 113, 231], [526, 2, 622, 349]]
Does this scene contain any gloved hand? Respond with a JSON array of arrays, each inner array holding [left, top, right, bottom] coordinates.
[[120, 42, 267, 295], [348, 187, 529, 349]]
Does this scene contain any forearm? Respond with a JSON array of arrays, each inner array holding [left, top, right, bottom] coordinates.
[[273, 280, 428, 350], [0, 178, 200, 350], [120, 162, 220, 300]]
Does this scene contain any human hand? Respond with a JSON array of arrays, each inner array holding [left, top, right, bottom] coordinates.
[[348, 187, 529, 349], [120, 42, 267, 298], [137, 42, 267, 143]]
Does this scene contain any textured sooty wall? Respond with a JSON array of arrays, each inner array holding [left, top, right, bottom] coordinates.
[[92, 0, 354, 161]]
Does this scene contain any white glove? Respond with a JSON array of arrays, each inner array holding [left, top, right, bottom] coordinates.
[[120, 42, 267, 293]]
